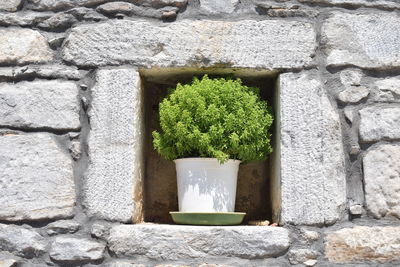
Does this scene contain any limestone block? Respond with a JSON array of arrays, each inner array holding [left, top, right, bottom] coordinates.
[[0, 224, 47, 259], [0, 80, 80, 130], [279, 72, 346, 225], [200, 0, 239, 14], [49, 237, 105, 264], [363, 144, 400, 219], [0, 133, 76, 221], [45, 220, 80, 235], [322, 12, 400, 69], [62, 20, 316, 69], [84, 68, 143, 222], [0, 28, 53, 65], [325, 226, 400, 263], [359, 106, 400, 142], [108, 225, 290, 260], [0, 0, 21, 11]]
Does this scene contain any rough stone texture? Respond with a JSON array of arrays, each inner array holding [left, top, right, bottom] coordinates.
[[0, 224, 47, 259], [96, 2, 179, 19], [91, 222, 111, 240], [299, 229, 320, 244], [339, 69, 362, 87], [200, 0, 239, 14], [287, 249, 318, 265], [0, 65, 84, 81], [0, 12, 52, 26], [343, 106, 354, 123], [96, 2, 137, 15], [0, 133, 75, 221], [337, 86, 369, 103], [108, 225, 290, 260], [359, 106, 400, 142], [374, 78, 400, 102], [0, 80, 80, 130], [322, 12, 400, 69], [84, 68, 143, 222], [0, 28, 53, 65], [0, 0, 21, 11], [325, 226, 400, 263], [299, 0, 400, 9], [49, 237, 105, 264], [363, 144, 400, 219], [0, 259, 18, 267], [45, 220, 80, 235], [349, 204, 363, 215], [279, 72, 346, 225], [26, 0, 111, 11], [62, 20, 316, 69], [38, 13, 77, 30]]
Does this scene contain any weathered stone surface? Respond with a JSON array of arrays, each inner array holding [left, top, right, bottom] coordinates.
[[0, 259, 18, 267], [0, 0, 21, 11], [45, 220, 80, 235], [104, 261, 145, 267], [96, 2, 178, 19], [108, 225, 290, 260], [0, 133, 76, 221], [359, 106, 400, 142], [0, 80, 80, 130], [363, 144, 400, 219], [38, 13, 77, 30], [0, 28, 53, 65], [349, 204, 363, 215], [62, 20, 316, 69], [322, 12, 400, 69], [96, 2, 136, 15], [254, 1, 318, 18], [299, 0, 400, 10], [133, 0, 188, 8], [200, 0, 239, 14], [279, 72, 346, 225], [0, 12, 52, 26], [84, 68, 143, 222], [26, 0, 109, 11], [339, 69, 362, 87], [374, 78, 400, 102], [325, 226, 400, 263], [343, 106, 355, 123], [0, 224, 47, 259], [299, 229, 320, 244], [303, 260, 317, 266], [337, 86, 369, 103], [69, 141, 81, 160], [287, 249, 318, 265], [49, 237, 105, 264], [91, 222, 111, 240], [13, 65, 85, 80]]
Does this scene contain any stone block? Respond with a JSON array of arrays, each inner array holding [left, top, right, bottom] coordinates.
[[325, 226, 400, 263], [108, 225, 290, 260], [200, 0, 239, 14], [0, 133, 76, 221], [363, 144, 400, 219], [0, 80, 80, 130], [0, 0, 21, 11], [373, 78, 400, 102], [322, 12, 400, 69], [0, 28, 53, 65], [359, 106, 400, 142], [337, 86, 369, 103], [0, 224, 47, 259], [45, 220, 80, 236], [49, 237, 105, 264], [0, 12, 52, 27], [83, 68, 144, 222], [299, 0, 400, 9], [62, 20, 316, 69], [279, 72, 346, 225]]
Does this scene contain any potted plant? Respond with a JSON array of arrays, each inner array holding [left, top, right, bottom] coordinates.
[[152, 75, 273, 224]]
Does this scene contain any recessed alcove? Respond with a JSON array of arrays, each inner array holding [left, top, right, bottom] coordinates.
[[140, 67, 279, 224]]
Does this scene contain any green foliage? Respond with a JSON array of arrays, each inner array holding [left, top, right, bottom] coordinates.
[[152, 75, 274, 163]]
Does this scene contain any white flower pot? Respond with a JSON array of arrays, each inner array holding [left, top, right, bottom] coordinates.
[[174, 158, 241, 212]]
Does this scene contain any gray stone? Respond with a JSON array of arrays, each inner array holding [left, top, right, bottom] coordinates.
[[299, 0, 400, 10], [0, 80, 80, 130], [374, 78, 400, 102], [200, 0, 239, 14], [0, 28, 53, 65], [343, 107, 354, 123], [104, 261, 144, 267], [96, 2, 178, 19], [0, 224, 47, 259], [287, 249, 318, 265], [0, 12, 52, 26], [322, 12, 400, 69], [337, 86, 369, 103], [0, 0, 21, 11], [0, 259, 18, 267], [91, 222, 111, 240], [299, 229, 320, 244], [349, 204, 363, 215], [303, 260, 317, 266], [62, 20, 316, 69], [339, 69, 363, 87], [45, 220, 80, 235], [69, 141, 81, 160], [363, 144, 400, 219], [42, 32, 66, 49], [279, 72, 346, 225], [133, 0, 188, 8], [325, 226, 400, 263], [26, 0, 77, 11], [359, 106, 400, 142], [38, 13, 77, 30], [49, 237, 105, 264], [84, 68, 144, 222], [108, 224, 290, 260], [96, 2, 136, 15], [0, 133, 76, 221], [13, 65, 85, 80]]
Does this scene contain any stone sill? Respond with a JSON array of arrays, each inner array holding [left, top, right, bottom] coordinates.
[[107, 224, 290, 262]]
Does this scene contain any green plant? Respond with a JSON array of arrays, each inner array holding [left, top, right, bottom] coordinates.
[[152, 75, 274, 163]]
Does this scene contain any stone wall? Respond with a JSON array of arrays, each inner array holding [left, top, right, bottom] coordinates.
[[1, 0, 400, 266]]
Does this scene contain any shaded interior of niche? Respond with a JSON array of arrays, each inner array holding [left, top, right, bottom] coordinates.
[[141, 67, 278, 224]]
